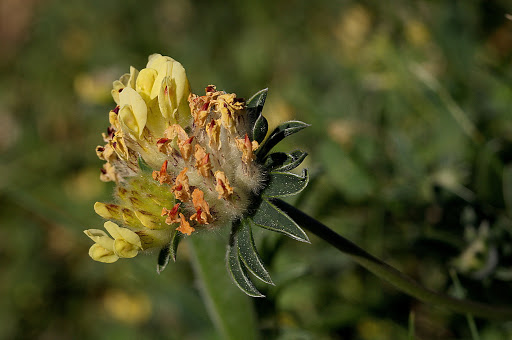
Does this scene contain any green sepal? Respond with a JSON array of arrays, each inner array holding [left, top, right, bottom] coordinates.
[[170, 229, 182, 262], [157, 243, 171, 274], [237, 219, 274, 285], [263, 169, 309, 198], [227, 223, 265, 297], [264, 150, 308, 172], [138, 156, 153, 173], [252, 198, 310, 243], [256, 121, 310, 159]]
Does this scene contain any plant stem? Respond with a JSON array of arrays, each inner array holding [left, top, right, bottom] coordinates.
[[274, 199, 512, 320]]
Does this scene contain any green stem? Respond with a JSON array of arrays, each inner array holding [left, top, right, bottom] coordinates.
[[274, 199, 512, 320], [188, 235, 259, 340]]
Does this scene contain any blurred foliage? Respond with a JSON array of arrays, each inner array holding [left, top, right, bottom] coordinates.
[[1, 0, 512, 338]]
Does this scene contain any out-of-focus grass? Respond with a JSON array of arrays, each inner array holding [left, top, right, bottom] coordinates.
[[1, 0, 512, 338]]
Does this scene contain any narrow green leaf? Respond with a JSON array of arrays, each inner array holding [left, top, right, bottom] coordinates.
[[156, 243, 171, 274], [252, 113, 268, 144], [228, 230, 265, 297], [170, 229, 181, 262], [252, 198, 310, 243], [188, 232, 259, 340], [237, 219, 274, 285], [138, 156, 153, 172], [256, 120, 310, 159], [263, 169, 309, 198], [503, 165, 512, 214], [408, 311, 415, 340], [264, 150, 308, 172]]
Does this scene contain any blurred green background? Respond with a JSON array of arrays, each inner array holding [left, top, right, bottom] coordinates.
[[1, 0, 512, 339]]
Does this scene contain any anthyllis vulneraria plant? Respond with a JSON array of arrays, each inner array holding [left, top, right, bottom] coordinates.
[[86, 54, 512, 318], [86, 54, 309, 296]]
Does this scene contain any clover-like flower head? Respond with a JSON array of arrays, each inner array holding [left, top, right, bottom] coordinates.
[[86, 54, 310, 296]]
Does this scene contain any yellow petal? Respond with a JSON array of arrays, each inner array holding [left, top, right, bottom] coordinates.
[[136, 68, 158, 101], [158, 76, 176, 119], [111, 79, 125, 105], [150, 58, 173, 100], [119, 87, 147, 138], [146, 53, 166, 68], [94, 202, 123, 220], [134, 210, 162, 230], [171, 60, 189, 109], [89, 243, 119, 263], [84, 229, 115, 251], [127, 66, 139, 88], [104, 221, 142, 249], [114, 239, 139, 258]]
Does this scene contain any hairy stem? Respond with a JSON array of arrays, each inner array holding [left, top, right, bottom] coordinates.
[[274, 199, 512, 320]]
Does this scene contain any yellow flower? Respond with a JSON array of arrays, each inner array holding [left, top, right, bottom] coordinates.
[[84, 221, 142, 263]]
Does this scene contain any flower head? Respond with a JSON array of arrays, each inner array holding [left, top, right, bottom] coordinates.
[[86, 55, 310, 297]]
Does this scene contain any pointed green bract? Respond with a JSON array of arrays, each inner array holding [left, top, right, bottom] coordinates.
[[157, 244, 171, 274], [252, 198, 309, 243], [246, 88, 268, 113], [252, 114, 268, 144], [263, 169, 309, 198], [264, 150, 308, 172], [237, 219, 274, 285], [227, 226, 265, 297], [170, 229, 181, 262], [246, 88, 269, 143], [256, 121, 310, 159], [138, 156, 153, 173]]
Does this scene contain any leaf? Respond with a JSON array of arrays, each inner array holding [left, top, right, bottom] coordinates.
[[246, 88, 269, 143], [263, 169, 309, 198], [138, 156, 153, 172], [156, 243, 171, 274], [188, 232, 259, 340], [246, 88, 268, 113], [227, 225, 265, 297], [252, 113, 268, 144], [256, 120, 310, 159], [263, 150, 308, 172], [252, 198, 310, 243], [237, 219, 274, 285]]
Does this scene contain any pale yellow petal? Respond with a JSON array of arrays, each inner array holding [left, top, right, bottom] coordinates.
[[114, 239, 139, 258], [89, 243, 119, 263], [127, 66, 139, 88], [84, 229, 115, 251], [104, 221, 142, 249], [94, 202, 122, 220], [146, 53, 165, 68], [171, 60, 189, 108], [119, 87, 147, 137], [158, 76, 176, 119], [149, 57, 174, 100], [136, 68, 158, 101]]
